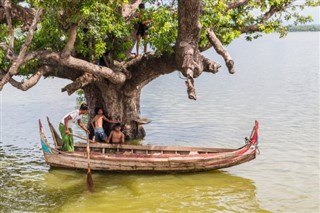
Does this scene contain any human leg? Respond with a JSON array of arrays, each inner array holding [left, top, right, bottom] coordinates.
[[136, 34, 141, 56], [95, 128, 108, 143], [143, 35, 148, 53]]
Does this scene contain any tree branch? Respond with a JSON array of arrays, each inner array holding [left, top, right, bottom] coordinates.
[[206, 28, 235, 74], [241, 6, 283, 33], [200, 54, 221, 74], [121, 52, 177, 97], [61, 73, 96, 95], [0, 65, 52, 91], [121, 0, 142, 20], [0, 2, 34, 30], [0, 42, 8, 50], [125, 52, 177, 87], [0, 8, 43, 91], [27, 51, 127, 84], [227, 0, 251, 10], [61, 24, 78, 59], [3, 0, 14, 57], [124, 51, 220, 96]]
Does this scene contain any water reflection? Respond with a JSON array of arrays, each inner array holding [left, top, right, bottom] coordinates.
[[36, 169, 269, 213]]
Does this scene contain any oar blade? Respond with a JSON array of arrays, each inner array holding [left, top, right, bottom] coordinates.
[[87, 169, 93, 192]]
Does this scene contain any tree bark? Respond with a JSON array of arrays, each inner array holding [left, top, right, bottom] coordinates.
[[175, 0, 202, 100], [83, 81, 146, 140]]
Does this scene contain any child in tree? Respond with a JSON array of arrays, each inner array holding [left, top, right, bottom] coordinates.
[[107, 123, 125, 144], [135, 3, 152, 57], [91, 107, 118, 143]]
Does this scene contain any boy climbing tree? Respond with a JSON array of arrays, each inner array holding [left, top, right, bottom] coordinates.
[[135, 3, 152, 57]]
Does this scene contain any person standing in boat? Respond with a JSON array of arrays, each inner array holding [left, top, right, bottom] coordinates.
[[107, 123, 125, 144], [91, 107, 119, 143], [59, 103, 90, 152]]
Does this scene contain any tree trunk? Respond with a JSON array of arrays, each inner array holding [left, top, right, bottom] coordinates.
[[83, 81, 145, 140], [175, 0, 203, 100]]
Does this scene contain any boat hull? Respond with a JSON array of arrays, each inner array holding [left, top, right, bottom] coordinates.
[[39, 120, 259, 173]]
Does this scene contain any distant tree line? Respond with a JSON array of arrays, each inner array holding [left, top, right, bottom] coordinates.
[[287, 25, 320, 32]]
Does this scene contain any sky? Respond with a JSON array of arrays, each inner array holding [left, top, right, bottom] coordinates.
[[303, 6, 320, 24]]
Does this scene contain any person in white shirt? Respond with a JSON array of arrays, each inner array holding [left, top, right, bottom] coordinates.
[[59, 103, 90, 152]]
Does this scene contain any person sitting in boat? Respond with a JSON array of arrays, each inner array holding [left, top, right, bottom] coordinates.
[[59, 103, 90, 152], [91, 107, 119, 143], [107, 123, 125, 144]]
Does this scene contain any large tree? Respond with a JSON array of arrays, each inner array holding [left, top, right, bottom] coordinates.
[[0, 0, 318, 139]]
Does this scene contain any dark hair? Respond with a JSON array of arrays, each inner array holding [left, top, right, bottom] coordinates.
[[115, 123, 121, 128], [138, 3, 145, 9], [94, 107, 102, 115], [79, 103, 88, 110]]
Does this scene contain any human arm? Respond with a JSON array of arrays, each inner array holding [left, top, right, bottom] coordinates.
[[91, 117, 95, 129], [102, 115, 119, 124], [78, 119, 90, 134], [106, 131, 113, 143], [121, 133, 125, 144]]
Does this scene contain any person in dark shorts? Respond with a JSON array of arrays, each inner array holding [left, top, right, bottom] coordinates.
[[91, 107, 119, 143], [135, 3, 151, 57]]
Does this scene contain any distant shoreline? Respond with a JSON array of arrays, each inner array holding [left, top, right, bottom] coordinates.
[[286, 25, 320, 32]]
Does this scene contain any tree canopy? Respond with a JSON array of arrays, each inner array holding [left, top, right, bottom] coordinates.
[[0, 0, 318, 89]]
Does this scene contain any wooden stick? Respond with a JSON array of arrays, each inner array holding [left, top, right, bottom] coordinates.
[[86, 133, 93, 192], [69, 133, 96, 143]]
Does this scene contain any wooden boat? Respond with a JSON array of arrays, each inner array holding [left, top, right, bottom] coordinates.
[[39, 118, 259, 173]]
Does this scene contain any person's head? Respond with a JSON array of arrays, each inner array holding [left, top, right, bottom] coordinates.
[[94, 107, 104, 115], [114, 123, 121, 131], [138, 3, 145, 9], [79, 103, 89, 114]]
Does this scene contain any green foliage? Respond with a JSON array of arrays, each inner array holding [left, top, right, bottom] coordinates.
[[0, 49, 7, 70], [148, 6, 178, 54], [0, 24, 8, 42], [0, 25, 10, 70], [76, 1, 132, 60], [31, 12, 65, 52], [200, 0, 319, 44], [1, 0, 319, 75]]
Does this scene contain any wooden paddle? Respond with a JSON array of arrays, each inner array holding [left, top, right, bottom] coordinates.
[[86, 133, 93, 192]]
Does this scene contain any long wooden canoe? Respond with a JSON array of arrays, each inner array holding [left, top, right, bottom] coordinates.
[[39, 119, 259, 173]]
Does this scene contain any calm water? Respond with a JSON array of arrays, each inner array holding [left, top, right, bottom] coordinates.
[[0, 32, 319, 213]]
